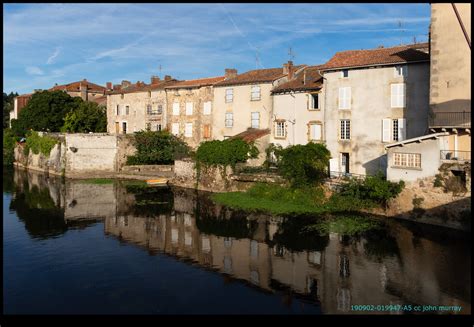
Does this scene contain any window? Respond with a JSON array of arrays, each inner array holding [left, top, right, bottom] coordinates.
[[225, 88, 233, 103], [251, 85, 261, 100], [251, 112, 260, 128], [122, 122, 127, 134], [341, 69, 349, 78], [340, 120, 350, 140], [275, 121, 286, 138], [184, 123, 193, 137], [202, 236, 211, 252], [172, 123, 180, 135], [394, 65, 408, 77], [308, 251, 321, 265], [203, 101, 212, 115], [391, 83, 405, 108], [203, 124, 211, 138], [338, 87, 351, 109], [250, 240, 258, 258], [225, 112, 233, 127], [172, 102, 180, 115], [157, 104, 163, 114], [146, 123, 151, 131], [382, 118, 406, 142], [156, 124, 162, 131], [125, 106, 129, 115], [309, 93, 319, 109], [116, 105, 120, 115], [393, 153, 421, 168], [146, 104, 152, 115], [185, 102, 193, 115], [309, 123, 322, 141], [224, 256, 232, 274]]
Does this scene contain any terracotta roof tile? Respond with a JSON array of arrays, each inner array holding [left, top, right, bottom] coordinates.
[[230, 128, 270, 142], [215, 66, 305, 87], [49, 80, 107, 92], [272, 65, 324, 93], [165, 76, 225, 89], [90, 95, 107, 106], [321, 43, 429, 71], [106, 79, 180, 95]]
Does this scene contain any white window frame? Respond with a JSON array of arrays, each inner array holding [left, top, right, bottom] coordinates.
[[275, 121, 286, 138], [251, 85, 261, 101], [251, 112, 260, 128], [340, 120, 350, 140], [393, 153, 421, 168], [383, 118, 406, 142], [172, 102, 180, 116], [184, 123, 193, 137], [341, 69, 349, 78], [391, 83, 405, 108], [171, 123, 180, 135], [309, 123, 322, 141], [338, 87, 351, 109], [225, 112, 233, 127], [185, 102, 193, 115], [225, 88, 233, 103], [203, 101, 212, 115], [309, 93, 319, 110]]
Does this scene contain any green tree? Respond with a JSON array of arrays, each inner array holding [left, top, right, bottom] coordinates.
[[3, 92, 18, 128], [61, 101, 107, 133], [10, 90, 82, 136], [278, 142, 331, 187]]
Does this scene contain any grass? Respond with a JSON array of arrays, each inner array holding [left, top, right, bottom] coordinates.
[[80, 178, 115, 184], [211, 183, 377, 216], [304, 215, 382, 236]]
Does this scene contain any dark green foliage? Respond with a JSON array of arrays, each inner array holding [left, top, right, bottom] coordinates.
[[126, 130, 190, 165], [11, 90, 82, 136], [277, 142, 331, 187], [61, 101, 107, 133], [24, 131, 58, 156], [304, 215, 382, 236], [338, 171, 405, 206], [195, 215, 258, 239], [263, 143, 283, 169], [270, 218, 330, 252], [433, 174, 443, 187], [3, 92, 18, 128], [3, 128, 18, 166], [195, 138, 259, 170], [412, 196, 424, 209]]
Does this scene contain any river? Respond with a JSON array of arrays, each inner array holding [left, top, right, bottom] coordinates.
[[3, 167, 471, 314]]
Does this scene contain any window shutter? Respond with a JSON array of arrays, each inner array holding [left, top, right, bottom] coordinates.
[[345, 87, 351, 109], [173, 102, 180, 115], [311, 124, 321, 140], [185, 102, 193, 115], [391, 84, 397, 108], [398, 118, 406, 141], [329, 158, 339, 174], [172, 123, 179, 135], [382, 119, 391, 142], [203, 101, 211, 115], [338, 88, 344, 109], [401, 84, 406, 107], [307, 94, 310, 109]]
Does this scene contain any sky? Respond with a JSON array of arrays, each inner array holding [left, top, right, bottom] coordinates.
[[3, 3, 431, 94]]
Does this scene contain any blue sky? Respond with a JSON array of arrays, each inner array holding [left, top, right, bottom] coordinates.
[[3, 3, 431, 94]]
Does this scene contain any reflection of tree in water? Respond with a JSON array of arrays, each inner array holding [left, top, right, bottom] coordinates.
[[3, 167, 15, 194], [269, 217, 329, 252], [363, 228, 401, 262], [124, 183, 174, 217], [195, 211, 258, 240]]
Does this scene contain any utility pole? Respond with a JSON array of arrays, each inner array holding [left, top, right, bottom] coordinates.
[[159, 64, 162, 78]]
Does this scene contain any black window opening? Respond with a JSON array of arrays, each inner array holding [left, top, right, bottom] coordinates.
[[342, 69, 349, 78]]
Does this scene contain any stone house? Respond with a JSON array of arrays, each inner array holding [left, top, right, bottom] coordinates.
[[270, 65, 325, 148], [106, 76, 178, 134], [320, 43, 430, 176], [212, 61, 306, 141], [164, 76, 225, 148]]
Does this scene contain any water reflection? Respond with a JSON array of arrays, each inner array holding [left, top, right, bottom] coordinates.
[[5, 168, 471, 314]]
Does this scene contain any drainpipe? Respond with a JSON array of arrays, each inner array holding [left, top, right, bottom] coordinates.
[[452, 3, 471, 50], [318, 69, 328, 143]]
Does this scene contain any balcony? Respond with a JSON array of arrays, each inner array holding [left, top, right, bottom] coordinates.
[[429, 111, 471, 128], [440, 150, 471, 162]]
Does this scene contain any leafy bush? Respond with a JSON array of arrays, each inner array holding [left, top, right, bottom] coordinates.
[[3, 128, 18, 165], [277, 142, 331, 187], [263, 143, 283, 169], [444, 175, 466, 195], [126, 130, 190, 165], [25, 131, 58, 156], [195, 138, 259, 171], [61, 101, 107, 133], [338, 171, 405, 206], [412, 196, 424, 209], [433, 174, 443, 187]]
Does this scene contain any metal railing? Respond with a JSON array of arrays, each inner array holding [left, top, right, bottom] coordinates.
[[328, 171, 368, 181], [440, 150, 471, 162], [429, 111, 471, 128]]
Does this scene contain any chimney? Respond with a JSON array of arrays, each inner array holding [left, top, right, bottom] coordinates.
[[80, 83, 87, 101], [121, 80, 131, 88], [164, 75, 172, 81], [377, 45, 384, 48], [303, 69, 306, 85], [106, 82, 112, 90], [151, 75, 160, 85], [83, 78, 87, 82], [225, 68, 238, 80]]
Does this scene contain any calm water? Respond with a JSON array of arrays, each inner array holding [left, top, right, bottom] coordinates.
[[3, 167, 471, 314]]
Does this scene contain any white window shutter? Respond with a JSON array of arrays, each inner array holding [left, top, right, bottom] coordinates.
[[391, 84, 397, 108], [338, 88, 344, 109], [172, 123, 179, 135], [329, 158, 339, 174], [346, 87, 351, 109], [382, 119, 391, 142], [401, 84, 406, 107], [185, 123, 193, 137], [311, 124, 321, 140], [398, 118, 406, 141], [173, 102, 180, 115], [185, 102, 193, 115], [203, 101, 211, 115]]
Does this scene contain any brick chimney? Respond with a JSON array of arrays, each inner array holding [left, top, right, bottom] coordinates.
[[106, 82, 112, 90], [151, 76, 160, 85], [225, 68, 238, 80], [164, 75, 172, 81], [113, 84, 121, 91], [121, 80, 131, 88], [79, 83, 87, 101], [283, 61, 294, 80]]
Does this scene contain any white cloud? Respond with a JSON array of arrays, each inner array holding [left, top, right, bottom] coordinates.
[[25, 66, 44, 75], [46, 47, 61, 64]]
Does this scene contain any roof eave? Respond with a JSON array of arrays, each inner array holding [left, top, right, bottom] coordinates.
[[320, 59, 430, 72]]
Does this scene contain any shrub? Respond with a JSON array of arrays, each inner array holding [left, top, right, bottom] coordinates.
[[338, 171, 405, 206], [126, 130, 190, 165], [195, 138, 259, 171], [263, 143, 283, 169], [412, 196, 424, 209], [25, 131, 58, 156], [277, 142, 331, 187], [444, 175, 466, 195], [3, 128, 18, 165], [61, 101, 107, 133], [433, 174, 443, 187]]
